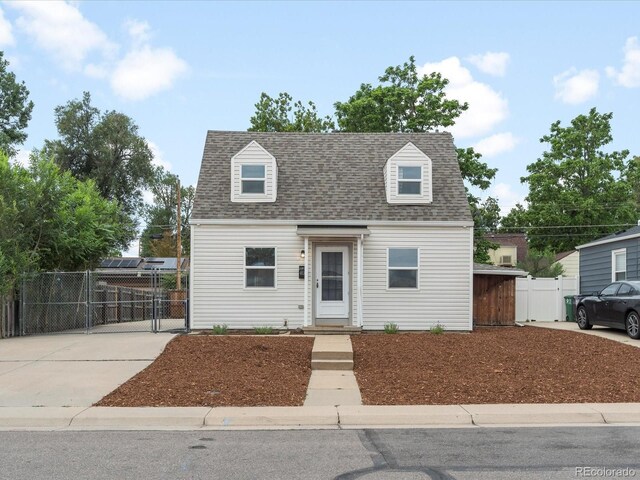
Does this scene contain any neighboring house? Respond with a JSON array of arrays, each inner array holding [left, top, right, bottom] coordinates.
[[553, 250, 579, 277], [190, 132, 473, 331], [576, 224, 640, 294], [486, 233, 528, 267]]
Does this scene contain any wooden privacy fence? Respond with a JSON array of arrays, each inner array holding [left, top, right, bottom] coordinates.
[[473, 274, 517, 326]]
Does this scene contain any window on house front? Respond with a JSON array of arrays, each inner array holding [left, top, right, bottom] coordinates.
[[613, 248, 627, 281], [397, 166, 422, 195], [241, 165, 266, 194], [245, 247, 276, 287], [388, 248, 419, 288]]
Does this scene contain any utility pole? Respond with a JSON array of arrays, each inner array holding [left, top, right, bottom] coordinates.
[[176, 178, 182, 290]]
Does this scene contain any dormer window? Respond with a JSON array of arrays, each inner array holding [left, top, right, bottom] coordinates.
[[230, 141, 278, 203], [384, 142, 432, 204], [398, 165, 422, 195], [241, 165, 266, 194]]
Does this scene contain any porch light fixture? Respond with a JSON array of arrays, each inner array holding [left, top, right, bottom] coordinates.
[[300, 249, 305, 259]]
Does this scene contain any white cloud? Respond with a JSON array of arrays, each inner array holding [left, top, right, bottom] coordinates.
[[9, 1, 115, 71], [125, 19, 151, 46], [606, 36, 640, 88], [418, 57, 509, 138], [12, 149, 31, 167], [111, 45, 187, 101], [473, 132, 519, 158], [467, 52, 510, 77], [553, 68, 599, 104], [0, 7, 15, 47], [489, 183, 527, 216], [148, 141, 172, 171]]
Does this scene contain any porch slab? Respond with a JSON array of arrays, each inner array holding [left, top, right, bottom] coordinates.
[[205, 406, 338, 426], [304, 389, 362, 407], [461, 403, 605, 425], [308, 371, 360, 390]]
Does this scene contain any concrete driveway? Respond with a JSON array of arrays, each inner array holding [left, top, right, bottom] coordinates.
[[528, 321, 640, 347], [0, 333, 175, 407]]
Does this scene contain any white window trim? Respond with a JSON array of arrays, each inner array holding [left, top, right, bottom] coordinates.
[[240, 164, 266, 195], [612, 248, 627, 282], [396, 163, 423, 196], [386, 247, 420, 290], [244, 247, 277, 289]]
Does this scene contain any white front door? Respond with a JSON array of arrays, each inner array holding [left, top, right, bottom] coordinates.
[[315, 246, 350, 320]]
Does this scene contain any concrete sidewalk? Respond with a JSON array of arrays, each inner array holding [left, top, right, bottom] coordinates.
[[2, 403, 640, 430], [0, 332, 175, 407], [528, 321, 640, 347]]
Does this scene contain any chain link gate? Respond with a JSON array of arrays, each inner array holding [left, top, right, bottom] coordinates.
[[19, 270, 189, 335]]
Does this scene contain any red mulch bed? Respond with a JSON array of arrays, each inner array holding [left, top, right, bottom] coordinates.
[[352, 327, 640, 405], [97, 335, 314, 407]]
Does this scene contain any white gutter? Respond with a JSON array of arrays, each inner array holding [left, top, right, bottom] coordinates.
[[189, 219, 474, 227], [575, 232, 640, 250]]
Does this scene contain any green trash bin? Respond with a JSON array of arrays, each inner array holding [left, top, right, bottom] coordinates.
[[564, 295, 575, 322]]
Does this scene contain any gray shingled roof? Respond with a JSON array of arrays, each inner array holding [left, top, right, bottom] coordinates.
[[192, 131, 472, 222]]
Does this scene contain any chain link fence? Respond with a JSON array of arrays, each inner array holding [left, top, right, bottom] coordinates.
[[18, 270, 189, 335]]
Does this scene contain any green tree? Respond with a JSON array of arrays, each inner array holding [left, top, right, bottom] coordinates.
[[470, 196, 501, 263], [139, 169, 194, 257], [521, 108, 636, 252], [249, 92, 334, 132], [0, 51, 34, 157], [499, 203, 529, 234], [43, 92, 155, 217], [334, 55, 468, 133], [517, 249, 564, 278], [0, 152, 134, 294]]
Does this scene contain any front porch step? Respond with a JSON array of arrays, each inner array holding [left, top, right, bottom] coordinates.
[[304, 326, 362, 335], [311, 359, 354, 370]]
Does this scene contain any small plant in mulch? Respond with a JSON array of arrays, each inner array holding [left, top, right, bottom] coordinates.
[[211, 324, 228, 335], [383, 322, 399, 334], [253, 326, 274, 335], [430, 323, 445, 335]]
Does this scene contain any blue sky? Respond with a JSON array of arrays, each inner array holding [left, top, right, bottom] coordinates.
[[2, 1, 640, 245]]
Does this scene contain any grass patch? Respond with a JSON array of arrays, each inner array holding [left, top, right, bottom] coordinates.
[[430, 324, 445, 335], [383, 322, 399, 334], [211, 324, 228, 335], [254, 326, 274, 335]]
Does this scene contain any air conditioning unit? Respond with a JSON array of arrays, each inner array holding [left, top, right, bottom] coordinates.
[[499, 255, 513, 266]]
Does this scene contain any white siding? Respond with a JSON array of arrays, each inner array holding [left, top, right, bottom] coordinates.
[[384, 142, 433, 204], [361, 225, 472, 330], [556, 251, 579, 277], [191, 224, 472, 331], [230, 141, 277, 203], [191, 224, 304, 329]]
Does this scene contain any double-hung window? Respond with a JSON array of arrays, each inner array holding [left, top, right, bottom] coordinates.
[[388, 248, 419, 288], [245, 247, 276, 287], [612, 248, 627, 281], [241, 165, 266, 194], [397, 165, 422, 195]]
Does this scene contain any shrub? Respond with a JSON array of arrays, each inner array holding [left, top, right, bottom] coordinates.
[[211, 324, 228, 335], [430, 324, 445, 335], [254, 326, 274, 335], [383, 322, 399, 334]]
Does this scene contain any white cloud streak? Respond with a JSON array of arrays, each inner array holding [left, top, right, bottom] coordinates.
[[418, 57, 509, 138], [473, 132, 519, 158], [553, 68, 599, 104], [467, 52, 510, 77], [0, 7, 15, 47], [606, 36, 640, 88]]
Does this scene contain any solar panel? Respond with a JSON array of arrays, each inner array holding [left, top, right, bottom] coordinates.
[[99, 259, 112, 268]]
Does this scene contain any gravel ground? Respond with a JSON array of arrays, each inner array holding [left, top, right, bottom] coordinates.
[[97, 335, 314, 407], [351, 327, 640, 405]]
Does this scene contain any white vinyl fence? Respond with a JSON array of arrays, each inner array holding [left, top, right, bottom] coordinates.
[[516, 276, 578, 322]]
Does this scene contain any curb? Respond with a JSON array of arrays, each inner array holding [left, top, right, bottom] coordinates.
[[1, 403, 640, 430]]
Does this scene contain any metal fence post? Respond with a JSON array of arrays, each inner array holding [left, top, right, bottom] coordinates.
[[85, 270, 90, 334], [20, 277, 25, 336]]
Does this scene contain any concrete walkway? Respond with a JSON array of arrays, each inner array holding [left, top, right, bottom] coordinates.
[[528, 321, 640, 347], [304, 336, 362, 407], [0, 332, 175, 407]]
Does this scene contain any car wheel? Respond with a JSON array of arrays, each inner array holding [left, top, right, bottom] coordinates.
[[626, 311, 640, 339], [577, 306, 592, 330]]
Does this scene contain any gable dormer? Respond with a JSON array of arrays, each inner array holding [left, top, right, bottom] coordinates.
[[384, 142, 432, 204], [230, 141, 278, 203]]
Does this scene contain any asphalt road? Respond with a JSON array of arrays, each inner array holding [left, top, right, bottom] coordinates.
[[1, 427, 640, 480]]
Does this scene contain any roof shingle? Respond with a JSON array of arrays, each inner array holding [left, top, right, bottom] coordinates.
[[192, 131, 472, 222]]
